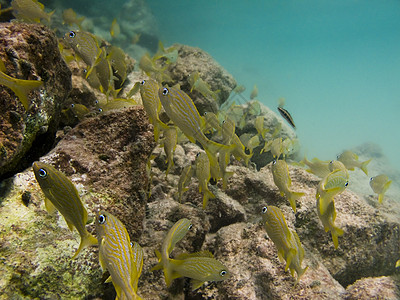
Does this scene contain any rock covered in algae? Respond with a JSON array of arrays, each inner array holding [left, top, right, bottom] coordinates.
[[135, 140, 400, 299], [0, 106, 155, 298], [344, 276, 400, 299], [164, 44, 237, 114], [0, 22, 72, 178]]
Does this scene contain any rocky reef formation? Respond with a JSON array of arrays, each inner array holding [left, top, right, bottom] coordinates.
[[2, 126, 400, 298], [0, 106, 155, 298], [165, 44, 237, 114], [0, 22, 72, 178], [0, 12, 399, 300]]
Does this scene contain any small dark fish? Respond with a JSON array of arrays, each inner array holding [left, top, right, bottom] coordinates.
[[277, 107, 296, 129]]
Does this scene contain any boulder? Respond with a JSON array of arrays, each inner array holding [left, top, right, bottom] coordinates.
[[0, 22, 72, 178]]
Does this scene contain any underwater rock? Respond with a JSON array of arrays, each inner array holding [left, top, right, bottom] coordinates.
[[0, 22, 72, 178], [201, 222, 345, 299], [165, 44, 237, 114], [0, 106, 155, 298], [344, 276, 400, 299]]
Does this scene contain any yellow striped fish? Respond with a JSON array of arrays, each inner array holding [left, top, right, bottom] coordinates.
[[170, 251, 231, 290], [203, 111, 222, 135], [337, 150, 371, 175], [271, 159, 304, 213], [176, 165, 193, 202], [96, 211, 142, 300], [315, 168, 348, 249], [221, 117, 251, 166], [139, 79, 168, 142], [370, 174, 392, 204], [63, 30, 102, 78], [195, 152, 215, 209], [261, 206, 307, 284], [316, 168, 349, 210], [158, 86, 232, 180], [32, 161, 97, 259], [152, 218, 192, 287]]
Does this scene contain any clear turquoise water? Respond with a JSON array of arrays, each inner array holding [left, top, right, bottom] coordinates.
[[147, 0, 400, 170]]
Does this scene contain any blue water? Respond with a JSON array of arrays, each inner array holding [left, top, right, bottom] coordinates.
[[147, 0, 400, 170]]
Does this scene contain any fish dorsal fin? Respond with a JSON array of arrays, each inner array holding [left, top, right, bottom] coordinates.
[[175, 250, 213, 260]]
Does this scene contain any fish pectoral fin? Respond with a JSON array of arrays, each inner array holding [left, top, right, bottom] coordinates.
[[44, 197, 57, 214], [65, 219, 75, 232], [285, 248, 297, 271], [105, 275, 112, 283], [191, 279, 205, 291], [277, 249, 285, 263]]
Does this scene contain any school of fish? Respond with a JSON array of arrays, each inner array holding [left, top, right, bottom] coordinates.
[[2, 0, 396, 298]]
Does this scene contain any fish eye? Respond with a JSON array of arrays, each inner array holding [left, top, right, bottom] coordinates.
[[38, 168, 48, 178], [188, 224, 192, 230], [141, 80, 146, 85], [329, 160, 333, 164], [71, 103, 75, 108], [220, 270, 227, 276], [95, 100, 99, 104], [98, 214, 106, 224], [196, 152, 201, 157], [69, 31, 76, 38], [272, 160, 277, 165], [162, 88, 169, 95], [345, 181, 349, 187], [262, 206, 268, 214], [222, 120, 226, 124], [98, 108, 103, 113], [370, 177, 373, 181], [204, 112, 208, 116]]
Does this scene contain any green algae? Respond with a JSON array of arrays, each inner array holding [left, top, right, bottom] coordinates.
[[0, 172, 103, 299]]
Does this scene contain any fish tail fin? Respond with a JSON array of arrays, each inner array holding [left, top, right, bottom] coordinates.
[[164, 259, 179, 287], [151, 250, 163, 271], [202, 188, 216, 209], [295, 265, 309, 285], [360, 159, 372, 175], [8, 78, 43, 110], [330, 225, 344, 249], [154, 119, 169, 143], [72, 232, 98, 259], [206, 139, 235, 157], [165, 158, 174, 178], [288, 191, 305, 213], [261, 128, 269, 140]]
